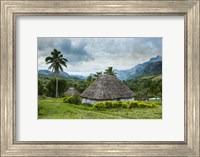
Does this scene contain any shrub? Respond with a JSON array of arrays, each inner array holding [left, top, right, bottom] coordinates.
[[138, 101, 147, 108], [154, 101, 162, 106], [129, 101, 139, 108], [38, 95, 46, 99], [121, 102, 130, 109], [137, 101, 157, 108], [104, 101, 113, 108], [93, 102, 106, 109], [92, 100, 157, 109], [126, 103, 132, 109], [63, 95, 81, 105], [147, 103, 157, 108], [111, 101, 118, 108], [111, 101, 122, 108]]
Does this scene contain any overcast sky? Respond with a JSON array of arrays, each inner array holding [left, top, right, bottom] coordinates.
[[38, 37, 162, 76]]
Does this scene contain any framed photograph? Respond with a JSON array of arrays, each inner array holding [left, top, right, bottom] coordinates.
[[1, 0, 199, 156], [38, 37, 162, 119]]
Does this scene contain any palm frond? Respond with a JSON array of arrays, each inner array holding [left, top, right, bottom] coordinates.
[[45, 48, 68, 74]]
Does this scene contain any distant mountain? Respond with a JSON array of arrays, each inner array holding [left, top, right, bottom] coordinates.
[[38, 70, 86, 80], [116, 55, 162, 80], [70, 75, 86, 80], [39, 55, 162, 81]]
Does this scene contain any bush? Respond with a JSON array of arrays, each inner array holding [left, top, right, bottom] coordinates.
[[129, 101, 139, 108], [147, 103, 157, 108], [104, 101, 113, 108], [121, 102, 130, 109], [93, 102, 106, 109], [112, 101, 122, 108], [138, 101, 157, 108], [138, 101, 147, 108], [63, 95, 81, 105], [154, 101, 162, 106], [92, 100, 157, 109], [38, 95, 46, 99]]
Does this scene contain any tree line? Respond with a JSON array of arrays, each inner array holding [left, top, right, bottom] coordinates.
[[41, 48, 162, 100], [38, 75, 162, 100], [124, 77, 162, 100]]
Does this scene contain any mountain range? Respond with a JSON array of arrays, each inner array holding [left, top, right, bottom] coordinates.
[[116, 55, 162, 80], [38, 70, 86, 80], [38, 55, 162, 81]]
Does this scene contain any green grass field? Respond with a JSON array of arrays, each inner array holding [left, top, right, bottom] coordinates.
[[38, 98, 162, 119]]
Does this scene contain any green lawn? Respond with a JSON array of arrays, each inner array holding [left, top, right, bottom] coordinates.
[[38, 98, 162, 119]]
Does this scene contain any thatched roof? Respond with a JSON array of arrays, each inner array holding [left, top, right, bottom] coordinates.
[[81, 74, 135, 100], [64, 87, 79, 96]]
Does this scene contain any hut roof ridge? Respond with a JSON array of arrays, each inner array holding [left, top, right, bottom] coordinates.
[[81, 74, 135, 100]]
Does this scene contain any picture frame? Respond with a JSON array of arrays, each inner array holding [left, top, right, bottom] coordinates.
[[0, 0, 199, 156]]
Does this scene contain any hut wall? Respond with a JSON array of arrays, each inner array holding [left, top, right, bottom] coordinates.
[[82, 98, 97, 105], [119, 98, 135, 102], [82, 97, 135, 105]]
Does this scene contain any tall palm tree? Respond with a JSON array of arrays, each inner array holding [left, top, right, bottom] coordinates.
[[94, 71, 102, 78], [45, 49, 68, 98], [104, 67, 117, 76]]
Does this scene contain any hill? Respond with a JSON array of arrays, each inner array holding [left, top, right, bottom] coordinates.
[[39, 55, 162, 81], [38, 70, 85, 80], [116, 55, 162, 80]]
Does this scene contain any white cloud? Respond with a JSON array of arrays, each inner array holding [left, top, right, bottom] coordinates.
[[38, 37, 162, 75]]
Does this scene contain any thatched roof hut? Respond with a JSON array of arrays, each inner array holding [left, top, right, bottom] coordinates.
[[64, 87, 79, 96], [81, 74, 135, 104]]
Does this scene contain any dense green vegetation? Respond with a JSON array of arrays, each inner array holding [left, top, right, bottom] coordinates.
[[92, 100, 158, 109], [63, 95, 81, 105], [124, 75, 162, 100], [45, 49, 68, 98], [38, 98, 162, 119], [38, 66, 162, 119], [38, 77, 88, 97], [38, 74, 162, 100]]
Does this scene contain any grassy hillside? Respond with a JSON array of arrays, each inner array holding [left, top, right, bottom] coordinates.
[[152, 74, 162, 81], [38, 98, 162, 119]]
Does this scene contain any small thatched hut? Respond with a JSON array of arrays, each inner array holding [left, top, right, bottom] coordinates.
[[64, 87, 79, 96], [81, 74, 135, 104]]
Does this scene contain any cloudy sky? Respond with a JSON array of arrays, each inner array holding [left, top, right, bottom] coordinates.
[[38, 37, 162, 76]]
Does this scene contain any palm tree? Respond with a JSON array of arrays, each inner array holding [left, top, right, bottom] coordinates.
[[45, 49, 68, 98], [104, 67, 117, 76], [94, 71, 102, 78]]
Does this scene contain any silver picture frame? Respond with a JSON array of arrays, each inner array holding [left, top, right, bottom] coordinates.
[[0, 0, 199, 156]]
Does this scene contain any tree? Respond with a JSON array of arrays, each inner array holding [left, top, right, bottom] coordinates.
[[46, 78, 68, 97], [86, 75, 95, 86], [94, 71, 102, 78], [38, 79, 46, 96], [45, 49, 68, 98], [104, 67, 117, 76]]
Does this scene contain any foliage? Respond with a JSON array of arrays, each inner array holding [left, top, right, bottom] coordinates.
[[45, 78, 68, 97], [92, 102, 106, 109], [124, 75, 162, 100], [63, 95, 81, 105], [38, 77, 88, 97], [38, 98, 162, 119], [86, 75, 95, 86], [38, 78, 48, 96], [94, 71, 103, 78], [45, 49, 68, 74], [129, 101, 139, 107], [104, 67, 117, 76], [38, 71, 162, 102], [138, 102, 147, 108], [45, 49, 68, 98], [93, 100, 157, 109]]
